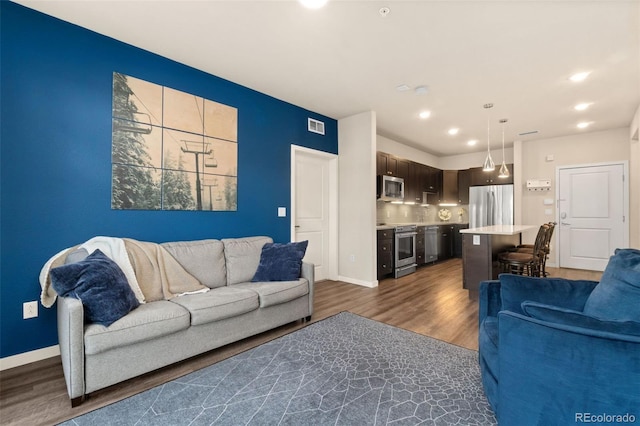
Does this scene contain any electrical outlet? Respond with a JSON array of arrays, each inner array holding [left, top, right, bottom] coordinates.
[[349, 254, 356, 262], [23, 301, 38, 319]]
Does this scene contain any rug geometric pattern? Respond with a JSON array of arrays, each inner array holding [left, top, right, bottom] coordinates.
[[60, 312, 497, 425]]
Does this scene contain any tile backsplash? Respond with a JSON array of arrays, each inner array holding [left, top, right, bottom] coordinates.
[[377, 201, 469, 225]]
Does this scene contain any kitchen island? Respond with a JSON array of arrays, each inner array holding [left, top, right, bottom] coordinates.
[[460, 225, 536, 297]]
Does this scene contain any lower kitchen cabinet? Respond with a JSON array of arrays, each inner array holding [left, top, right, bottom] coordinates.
[[453, 224, 468, 258], [416, 226, 426, 265], [438, 225, 453, 261], [377, 229, 394, 279]]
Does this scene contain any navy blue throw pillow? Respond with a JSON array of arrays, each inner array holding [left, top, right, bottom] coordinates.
[[50, 249, 140, 326], [252, 241, 308, 282]]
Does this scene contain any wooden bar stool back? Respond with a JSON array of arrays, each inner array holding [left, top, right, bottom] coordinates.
[[498, 223, 549, 276]]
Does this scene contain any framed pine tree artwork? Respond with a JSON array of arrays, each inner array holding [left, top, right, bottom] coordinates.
[[111, 72, 238, 211]]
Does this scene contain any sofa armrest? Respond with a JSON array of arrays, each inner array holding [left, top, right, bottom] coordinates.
[[301, 261, 315, 316], [57, 296, 85, 400], [498, 274, 599, 314], [479, 280, 501, 324], [497, 311, 640, 425]]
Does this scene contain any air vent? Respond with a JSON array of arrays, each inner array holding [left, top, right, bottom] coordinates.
[[518, 130, 539, 136], [308, 118, 325, 135]]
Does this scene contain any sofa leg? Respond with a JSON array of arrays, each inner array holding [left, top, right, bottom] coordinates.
[[304, 315, 312, 322], [71, 395, 86, 407]]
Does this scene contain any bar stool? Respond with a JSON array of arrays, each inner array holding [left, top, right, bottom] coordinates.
[[507, 222, 556, 276], [498, 223, 549, 276]]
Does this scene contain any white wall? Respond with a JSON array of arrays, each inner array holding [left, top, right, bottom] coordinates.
[[439, 147, 514, 171], [377, 135, 440, 168], [630, 104, 640, 248], [339, 112, 378, 287], [518, 127, 632, 262], [377, 133, 515, 172]]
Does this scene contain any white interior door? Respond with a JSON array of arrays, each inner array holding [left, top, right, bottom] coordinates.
[[558, 163, 627, 271], [292, 146, 337, 281]]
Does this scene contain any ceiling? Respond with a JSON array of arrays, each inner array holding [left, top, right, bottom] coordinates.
[[13, 0, 640, 156]]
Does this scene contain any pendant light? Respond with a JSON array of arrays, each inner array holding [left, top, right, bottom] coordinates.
[[482, 103, 495, 172], [498, 118, 510, 178]]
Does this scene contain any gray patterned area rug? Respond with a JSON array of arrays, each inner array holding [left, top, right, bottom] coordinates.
[[60, 312, 496, 425]]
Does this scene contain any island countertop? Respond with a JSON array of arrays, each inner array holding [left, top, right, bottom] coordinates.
[[460, 224, 536, 235]]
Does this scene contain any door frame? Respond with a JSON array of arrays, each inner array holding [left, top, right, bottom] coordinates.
[[554, 161, 629, 269], [291, 144, 339, 281]]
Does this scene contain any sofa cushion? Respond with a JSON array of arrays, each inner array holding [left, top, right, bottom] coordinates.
[[222, 236, 272, 285], [169, 287, 259, 325], [522, 301, 640, 336], [161, 239, 226, 289], [84, 300, 190, 355], [252, 241, 308, 282], [50, 249, 140, 327], [233, 278, 309, 308], [583, 248, 640, 322], [499, 274, 598, 315]]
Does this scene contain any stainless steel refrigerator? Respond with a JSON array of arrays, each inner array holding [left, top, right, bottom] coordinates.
[[469, 184, 514, 228]]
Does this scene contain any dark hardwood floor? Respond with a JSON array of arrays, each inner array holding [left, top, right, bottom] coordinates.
[[0, 259, 601, 426]]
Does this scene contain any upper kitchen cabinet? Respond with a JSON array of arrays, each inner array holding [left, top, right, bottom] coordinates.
[[458, 169, 470, 204], [425, 166, 441, 194], [470, 164, 514, 185], [396, 159, 410, 181], [377, 152, 398, 176], [406, 162, 421, 203]]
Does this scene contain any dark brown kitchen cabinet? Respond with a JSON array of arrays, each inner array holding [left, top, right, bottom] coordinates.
[[453, 223, 468, 258], [416, 226, 426, 264], [396, 159, 410, 181], [406, 162, 426, 203], [470, 164, 514, 186], [425, 166, 441, 194], [377, 229, 394, 279], [438, 225, 453, 260], [458, 169, 470, 204], [377, 152, 398, 176]]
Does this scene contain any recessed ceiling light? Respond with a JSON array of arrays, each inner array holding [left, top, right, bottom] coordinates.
[[569, 71, 591, 82], [574, 102, 592, 111], [577, 121, 591, 129], [419, 111, 431, 119], [298, 0, 328, 9], [448, 128, 459, 135], [414, 86, 429, 95], [467, 139, 478, 146]]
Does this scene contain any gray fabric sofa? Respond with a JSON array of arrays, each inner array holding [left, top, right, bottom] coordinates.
[[55, 236, 314, 405]]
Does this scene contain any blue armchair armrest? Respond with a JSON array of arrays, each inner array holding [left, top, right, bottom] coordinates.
[[497, 311, 640, 426], [479, 280, 501, 325]]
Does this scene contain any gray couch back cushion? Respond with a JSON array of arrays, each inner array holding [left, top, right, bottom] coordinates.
[[222, 236, 272, 285], [161, 239, 227, 288]]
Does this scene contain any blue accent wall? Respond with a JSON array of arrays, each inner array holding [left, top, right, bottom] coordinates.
[[0, 2, 338, 358]]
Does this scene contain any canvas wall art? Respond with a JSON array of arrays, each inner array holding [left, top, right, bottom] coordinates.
[[111, 72, 238, 211]]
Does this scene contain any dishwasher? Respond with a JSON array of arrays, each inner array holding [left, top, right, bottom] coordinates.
[[424, 226, 438, 263]]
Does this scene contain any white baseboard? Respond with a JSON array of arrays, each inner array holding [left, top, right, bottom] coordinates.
[[337, 276, 378, 288], [0, 345, 60, 371]]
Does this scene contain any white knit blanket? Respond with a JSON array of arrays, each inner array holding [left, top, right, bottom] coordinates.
[[39, 236, 145, 307]]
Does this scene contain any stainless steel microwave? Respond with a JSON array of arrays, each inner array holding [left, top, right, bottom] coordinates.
[[377, 175, 405, 202]]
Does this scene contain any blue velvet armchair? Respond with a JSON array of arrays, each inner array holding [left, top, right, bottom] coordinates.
[[478, 249, 640, 426]]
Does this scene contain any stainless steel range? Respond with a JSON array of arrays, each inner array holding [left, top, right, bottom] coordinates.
[[394, 224, 417, 278]]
